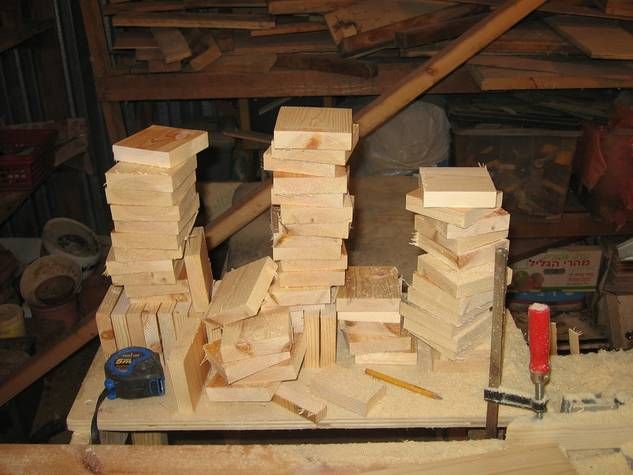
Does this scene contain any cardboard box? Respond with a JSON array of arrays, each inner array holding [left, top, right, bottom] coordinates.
[[511, 246, 602, 292]]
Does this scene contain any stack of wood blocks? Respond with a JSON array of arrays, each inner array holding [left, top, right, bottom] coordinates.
[[402, 167, 512, 372], [337, 266, 415, 366], [265, 106, 357, 309]]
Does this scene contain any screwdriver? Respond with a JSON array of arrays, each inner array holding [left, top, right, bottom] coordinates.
[[528, 302, 551, 418]]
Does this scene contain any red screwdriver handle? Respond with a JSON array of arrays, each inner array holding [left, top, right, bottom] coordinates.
[[528, 303, 551, 376]]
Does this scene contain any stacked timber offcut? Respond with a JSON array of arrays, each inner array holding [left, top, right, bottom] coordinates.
[[402, 167, 511, 372]]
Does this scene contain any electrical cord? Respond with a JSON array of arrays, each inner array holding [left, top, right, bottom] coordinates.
[[90, 388, 108, 444]]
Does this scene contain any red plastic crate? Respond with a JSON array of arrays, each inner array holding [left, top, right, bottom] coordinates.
[[0, 128, 57, 191]]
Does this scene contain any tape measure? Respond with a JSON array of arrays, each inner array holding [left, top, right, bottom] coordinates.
[[91, 347, 165, 443]]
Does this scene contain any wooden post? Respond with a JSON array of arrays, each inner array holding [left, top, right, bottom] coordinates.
[[569, 328, 582, 355], [304, 309, 320, 368], [353, 0, 547, 137], [549, 321, 557, 355]]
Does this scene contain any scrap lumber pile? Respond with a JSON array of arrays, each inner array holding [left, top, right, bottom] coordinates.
[[403, 167, 511, 372]]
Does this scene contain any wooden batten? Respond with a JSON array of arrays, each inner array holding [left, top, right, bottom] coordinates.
[[273, 106, 353, 151], [157, 302, 177, 353], [184, 226, 213, 312], [336, 266, 400, 312]]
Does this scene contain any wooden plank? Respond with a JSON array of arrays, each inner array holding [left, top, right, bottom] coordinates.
[[111, 246, 185, 262], [355, 350, 417, 366], [104, 1, 268, 15], [230, 31, 336, 55], [219, 307, 292, 362], [124, 278, 190, 299], [310, 366, 386, 416], [406, 188, 503, 228], [142, 303, 163, 355], [112, 125, 208, 168], [151, 28, 192, 63], [419, 167, 497, 208], [337, 311, 401, 324], [112, 12, 276, 29], [273, 106, 353, 151], [274, 54, 377, 78], [206, 256, 277, 325], [303, 308, 320, 368], [268, 281, 332, 306], [106, 171, 196, 206], [238, 332, 306, 384], [279, 195, 353, 224], [125, 302, 147, 347], [268, 0, 356, 14], [395, 11, 487, 49], [421, 207, 509, 239], [186, 32, 222, 72], [184, 226, 213, 312], [252, 21, 327, 37], [264, 147, 343, 177], [272, 192, 345, 208], [105, 156, 197, 192], [272, 381, 327, 422], [336, 266, 400, 313], [95, 285, 123, 358], [401, 299, 491, 340], [545, 15, 633, 60], [165, 318, 209, 413], [278, 244, 348, 271], [110, 213, 195, 250], [205, 372, 279, 402], [342, 321, 411, 355], [270, 125, 357, 165], [273, 236, 343, 261], [280, 221, 350, 239], [319, 304, 337, 367], [277, 269, 346, 288], [157, 302, 177, 353], [111, 289, 131, 349]]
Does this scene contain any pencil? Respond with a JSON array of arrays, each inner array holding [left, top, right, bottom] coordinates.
[[364, 368, 442, 400]]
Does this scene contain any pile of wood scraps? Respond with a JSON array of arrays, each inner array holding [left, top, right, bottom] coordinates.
[[403, 167, 511, 373]]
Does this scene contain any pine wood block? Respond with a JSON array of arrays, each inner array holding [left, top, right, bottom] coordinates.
[[409, 273, 493, 322], [303, 308, 320, 368], [273, 380, 327, 423], [113, 200, 198, 234], [173, 300, 191, 340], [415, 337, 433, 372], [290, 309, 304, 333], [419, 167, 497, 208], [113, 125, 208, 168], [272, 190, 346, 208], [310, 366, 386, 416], [406, 188, 503, 228], [106, 171, 196, 206], [401, 299, 491, 339], [268, 281, 332, 306], [142, 303, 162, 355], [105, 156, 197, 192], [151, 28, 192, 63], [277, 269, 345, 288], [239, 332, 306, 384], [355, 349, 417, 366], [205, 372, 280, 402], [96, 285, 123, 358], [269, 123, 358, 165], [111, 214, 195, 251], [264, 147, 345, 177], [336, 266, 400, 313], [109, 191, 199, 222], [188, 33, 221, 71], [280, 194, 353, 224], [319, 304, 337, 367], [272, 169, 348, 195], [424, 207, 510, 239], [277, 244, 348, 271], [204, 320, 222, 343], [412, 231, 509, 271], [105, 248, 178, 275], [273, 236, 343, 261], [128, 293, 190, 305], [184, 226, 213, 312], [111, 289, 131, 349], [157, 302, 177, 353], [126, 302, 147, 347], [203, 339, 291, 384], [166, 318, 209, 413], [109, 259, 184, 286], [273, 106, 353, 151], [112, 246, 184, 262], [342, 321, 411, 355], [220, 307, 292, 362], [337, 311, 401, 324], [431, 342, 490, 373], [418, 253, 512, 299], [124, 277, 190, 299], [206, 256, 277, 326], [283, 221, 351, 239]]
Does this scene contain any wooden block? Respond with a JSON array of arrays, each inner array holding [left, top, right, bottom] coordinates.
[[272, 169, 348, 195], [431, 342, 490, 373], [157, 302, 177, 353], [319, 304, 337, 367], [105, 156, 197, 192], [151, 28, 192, 63], [424, 207, 510, 239], [111, 213, 195, 250], [273, 236, 343, 261], [406, 188, 503, 228], [204, 320, 222, 343], [205, 372, 279, 402], [110, 289, 131, 349], [419, 167, 497, 208], [415, 337, 433, 372], [142, 303, 162, 355], [277, 269, 345, 288], [110, 259, 185, 286], [239, 332, 306, 384], [173, 300, 191, 340], [95, 285, 123, 358], [273, 106, 353, 151], [203, 339, 290, 384], [220, 307, 292, 362], [336, 266, 400, 313], [418, 253, 512, 299], [269, 124, 358, 165], [303, 308, 320, 368], [310, 366, 386, 416], [280, 194, 353, 224], [106, 172, 196, 206], [112, 246, 184, 262], [272, 381, 327, 423], [126, 302, 147, 347], [401, 300, 490, 340], [105, 248, 178, 275], [166, 318, 209, 413], [125, 278, 190, 299], [272, 191, 345, 208], [109, 191, 199, 222], [355, 349, 417, 366], [113, 200, 198, 235], [277, 244, 348, 271], [268, 281, 332, 306], [187, 33, 222, 72], [337, 311, 401, 324], [281, 221, 350, 239], [264, 147, 345, 177], [206, 256, 277, 326], [113, 125, 208, 168], [342, 321, 411, 355], [184, 226, 213, 312], [290, 309, 304, 333]]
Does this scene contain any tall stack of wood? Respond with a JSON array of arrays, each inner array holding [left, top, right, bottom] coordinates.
[[402, 167, 511, 372]]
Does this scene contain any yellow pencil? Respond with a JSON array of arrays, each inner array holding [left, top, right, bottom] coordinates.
[[364, 368, 442, 400]]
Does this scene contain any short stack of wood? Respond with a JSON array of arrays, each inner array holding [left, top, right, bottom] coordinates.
[[265, 106, 356, 309], [403, 167, 511, 372]]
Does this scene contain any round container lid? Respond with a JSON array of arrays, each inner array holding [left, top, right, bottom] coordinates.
[[19, 255, 81, 306]]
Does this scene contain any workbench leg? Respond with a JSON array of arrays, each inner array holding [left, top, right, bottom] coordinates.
[[99, 430, 129, 444], [131, 431, 168, 445]]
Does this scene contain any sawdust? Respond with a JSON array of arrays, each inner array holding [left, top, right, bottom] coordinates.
[[569, 450, 631, 475]]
